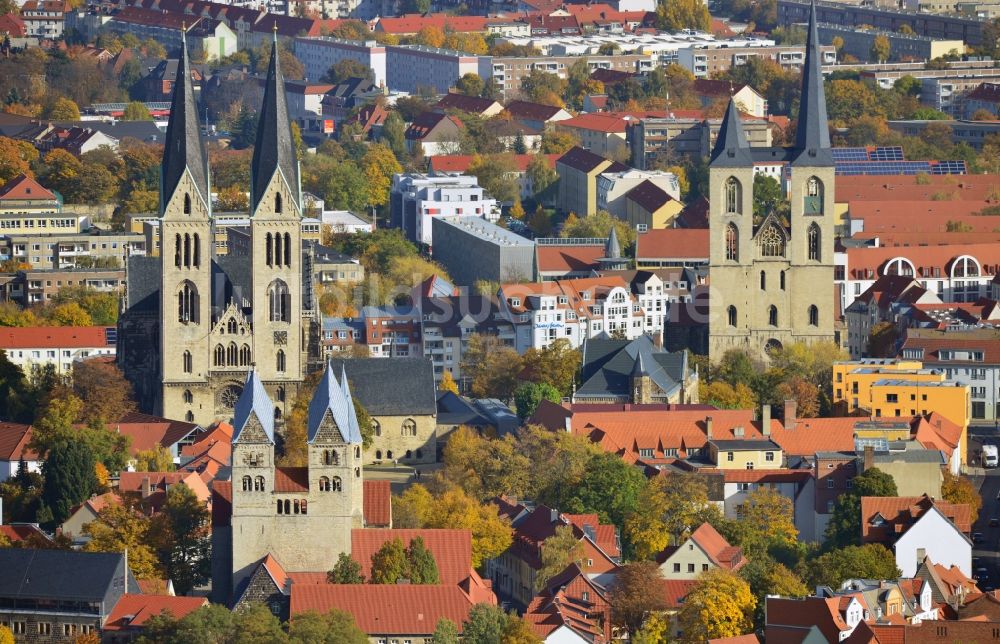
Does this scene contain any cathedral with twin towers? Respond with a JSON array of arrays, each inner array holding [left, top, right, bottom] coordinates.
[[118, 33, 316, 427]]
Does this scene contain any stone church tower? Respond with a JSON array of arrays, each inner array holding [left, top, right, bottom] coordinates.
[[133, 35, 314, 426], [228, 362, 364, 596], [708, 0, 834, 361]]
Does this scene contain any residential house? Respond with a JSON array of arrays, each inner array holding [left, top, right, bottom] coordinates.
[[556, 146, 628, 216], [656, 522, 746, 581], [554, 112, 632, 159], [20, 0, 65, 38], [428, 154, 560, 200], [117, 471, 212, 515], [420, 294, 517, 387], [861, 495, 972, 577], [721, 469, 816, 541], [404, 112, 464, 157], [61, 492, 121, 543], [766, 595, 866, 643], [0, 326, 116, 376], [0, 422, 37, 482], [109, 410, 202, 462], [435, 93, 504, 117], [505, 100, 572, 131], [102, 595, 208, 639], [915, 556, 979, 615], [596, 169, 680, 220], [845, 275, 940, 359], [389, 173, 499, 246], [691, 79, 768, 117], [623, 180, 684, 230], [524, 563, 615, 643], [534, 237, 613, 281], [634, 229, 711, 268], [574, 335, 697, 405]]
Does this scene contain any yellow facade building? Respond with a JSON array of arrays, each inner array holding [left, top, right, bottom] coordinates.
[[708, 438, 784, 470], [833, 359, 932, 413]]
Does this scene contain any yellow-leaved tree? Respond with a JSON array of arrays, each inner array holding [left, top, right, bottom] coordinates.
[[678, 568, 756, 641], [439, 370, 460, 395]]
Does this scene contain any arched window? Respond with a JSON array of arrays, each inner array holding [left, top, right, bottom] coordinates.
[[293, 500, 300, 514], [183, 193, 191, 215], [174, 234, 181, 268], [324, 449, 339, 465], [268, 279, 290, 322], [275, 192, 282, 214], [274, 406, 282, 419], [809, 305, 819, 326], [758, 224, 785, 257], [265, 232, 273, 267], [274, 233, 283, 269], [242, 475, 252, 491], [178, 281, 198, 323], [405, 449, 412, 459], [355, 467, 360, 478], [276, 350, 286, 373], [760, 270, 766, 290], [185, 410, 194, 422], [376, 450, 382, 460], [300, 500, 307, 515], [725, 223, 739, 262], [227, 342, 238, 366], [193, 234, 200, 268], [780, 271, 786, 290], [387, 450, 393, 460], [768, 305, 778, 327], [402, 418, 417, 437], [276, 386, 285, 402], [240, 345, 251, 366], [284, 499, 291, 514], [724, 177, 741, 214], [951, 256, 981, 278], [183, 389, 193, 404], [884, 258, 915, 277], [277, 500, 283, 514], [284, 232, 292, 267], [727, 305, 737, 327], [332, 476, 342, 491], [255, 476, 265, 491], [183, 351, 192, 373], [214, 344, 225, 366], [808, 223, 821, 261], [355, 446, 360, 459], [805, 177, 824, 215], [183, 233, 191, 268], [372, 420, 381, 437], [319, 476, 331, 492]]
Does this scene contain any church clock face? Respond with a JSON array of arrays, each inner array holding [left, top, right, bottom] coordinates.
[[221, 384, 243, 409], [804, 195, 822, 215]]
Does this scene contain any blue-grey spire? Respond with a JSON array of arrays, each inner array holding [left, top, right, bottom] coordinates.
[[792, 0, 833, 166], [251, 35, 301, 215], [710, 97, 754, 167], [160, 31, 210, 214], [307, 362, 363, 444], [605, 225, 621, 259], [232, 368, 275, 444]]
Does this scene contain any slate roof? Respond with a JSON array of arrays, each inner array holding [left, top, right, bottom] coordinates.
[[711, 97, 753, 167], [232, 368, 275, 444], [125, 256, 160, 313], [328, 358, 436, 416], [625, 179, 675, 214], [307, 362, 363, 444], [435, 93, 500, 114], [160, 36, 210, 213], [577, 335, 687, 400], [792, 0, 832, 166], [0, 550, 139, 602], [251, 38, 300, 215]]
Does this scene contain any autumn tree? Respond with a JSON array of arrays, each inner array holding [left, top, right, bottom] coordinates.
[[462, 334, 524, 401], [726, 487, 798, 560], [625, 473, 719, 559], [467, 153, 519, 204], [455, 73, 485, 97], [361, 143, 402, 208], [699, 381, 756, 410], [526, 154, 557, 198], [83, 500, 161, 578], [438, 370, 460, 395], [123, 101, 152, 121], [132, 445, 174, 472], [804, 543, 900, 589], [369, 537, 409, 584], [870, 34, 891, 62], [424, 488, 512, 568], [279, 369, 322, 467], [678, 568, 756, 641], [72, 358, 137, 424], [327, 552, 365, 583], [520, 69, 567, 107], [48, 97, 81, 120], [322, 58, 374, 84], [942, 471, 982, 523], [437, 427, 529, 501], [520, 339, 580, 396], [561, 210, 635, 251], [656, 0, 710, 31], [740, 557, 808, 630], [868, 321, 898, 359], [517, 426, 600, 509], [535, 524, 585, 590], [393, 483, 434, 529], [774, 376, 820, 419], [610, 561, 669, 635]]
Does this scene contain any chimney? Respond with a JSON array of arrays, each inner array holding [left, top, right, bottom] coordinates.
[[762, 404, 771, 436], [141, 476, 151, 498], [550, 508, 560, 523], [863, 445, 875, 471], [783, 400, 797, 431], [705, 416, 713, 440]]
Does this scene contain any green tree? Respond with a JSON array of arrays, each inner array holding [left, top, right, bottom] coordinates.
[[656, 0, 710, 31], [462, 604, 509, 644], [122, 101, 152, 120], [48, 97, 81, 120], [561, 210, 635, 251], [154, 483, 211, 594], [380, 111, 407, 159], [740, 557, 808, 630], [825, 467, 898, 548], [520, 69, 567, 107], [520, 339, 580, 396], [752, 173, 784, 220], [870, 34, 891, 62], [455, 73, 485, 97], [804, 544, 900, 588], [536, 524, 585, 590], [610, 561, 669, 635], [322, 58, 374, 84], [539, 130, 579, 154], [431, 618, 460, 644], [138, 604, 235, 644], [287, 609, 367, 644], [559, 452, 646, 540], [526, 154, 557, 198], [369, 537, 409, 584], [406, 536, 440, 584], [677, 568, 756, 641], [467, 153, 519, 204], [327, 552, 366, 583], [513, 382, 561, 422]]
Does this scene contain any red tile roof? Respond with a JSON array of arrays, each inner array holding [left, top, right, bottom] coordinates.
[[766, 596, 852, 643], [273, 466, 309, 493], [562, 513, 620, 559], [110, 411, 199, 455], [118, 471, 211, 504], [0, 326, 114, 349], [688, 522, 746, 571], [375, 13, 491, 34], [836, 175, 1000, 203], [262, 553, 290, 592], [535, 242, 605, 274], [556, 145, 615, 173], [363, 480, 392, 527], [103, 595, 207, 631], [211, 480, 231, 528], [557, 112, 630, 134], [0, 14, 27, 38], [290, 584, 477, 634], [767, 417, 860, 456], [661, 579, 697, 608], [429, 153, 559, 174], [351, 529, 473, 585], [505, 100, 567, 122], [435, 93, 501, 115], [0, 524, 50, 544], [902, 330, 1000, 365], [635, 228, 709, 260], [0, 422, 35, 461], [861, 495, 971, 542], [844, 242, 1000, 281], [0, 174, 56, 201]]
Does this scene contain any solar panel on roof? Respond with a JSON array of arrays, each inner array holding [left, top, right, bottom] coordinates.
[[105, 328, 117, 345], [831, 148, 869, 161], [869, 146, 904, 161], [855, 437, 889, 452]]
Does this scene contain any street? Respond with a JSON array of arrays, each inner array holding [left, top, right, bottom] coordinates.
[[968, 426, 1000, 589]]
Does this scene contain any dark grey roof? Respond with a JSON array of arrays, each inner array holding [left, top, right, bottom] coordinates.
[[437, 391, 492, 427], [604, 225, 621, 260], [126, 255, 161, 313], [577, 335, 687, 399], [710, 97, 754, 168], [215, 254, 251, 307], [419, 295, 509, 337], [161, 38, 210, 213], [0, 550, 139, 603], [329, 358, 437, 416], [792, 0, 833, 167], [710, 439, 781, 450], [251, 39, 300, 215]]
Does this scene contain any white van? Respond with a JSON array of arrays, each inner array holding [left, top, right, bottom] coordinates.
[[984, 444, 998, 468]]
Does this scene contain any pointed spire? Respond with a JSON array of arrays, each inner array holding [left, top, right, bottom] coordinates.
[[632, 349, 649, 377], [232, 368, 275, 444], [793, 0, 833, 166], [605, 226, 621, 260], [161, 32, 210, 214], [307, 361, 362, 444], [251, 39, 300, 215], [710, 97, 753, 167]]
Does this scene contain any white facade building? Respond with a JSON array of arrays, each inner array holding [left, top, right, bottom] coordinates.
[[389, 174, 499, 247], [596, 170, 680, 219], [294, 37, 387, 86], [0, 326, 116, 376], [893, 506, 972, 577]]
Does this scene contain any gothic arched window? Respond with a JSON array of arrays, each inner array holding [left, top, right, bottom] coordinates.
[[174, 234, 181, 268], [265, 232, 273, 267], [182, 351, 192, 374], [227, 342, 238, 366], [239, 345, 251, 366], [402, 418, 417, 437], [227, 318, 237, 334], [760, 270, 766, 290], [268, 279, 290, 322], [214, 344, 225, 366], [808, 223, 821, 261], [185, 410, 194, 422], [255, 476, 265, 492], [768, 305, 778, 327], [193, 233, 200, 268], [727, 305, 737, 327], [183, 233, 191, 268], [759, 224, 785, 258], [275, 192, 282, 214], [319, 476, 331, 492], [242, 476, 252, 491], [809, 305, 819, 326], [372, 420, 381, 437], [178, 281, 198, 324], [274, 233, 283, 269], [725, 223, 739, 262], [183, 193, 191, 215], [780, 271, 786, 290], [276, 350, 286, 373], [332, 476, 342, 491], [805, 177, 824, 215], [276, 386, 285, 402], [724, 177, 741, 214], [284, 232, 292, 267], [183, 389, 193, 404]]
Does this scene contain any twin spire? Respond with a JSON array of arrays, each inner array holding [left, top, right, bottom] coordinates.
[[161, 34, 301, 218], [710, 0, 832, 167]]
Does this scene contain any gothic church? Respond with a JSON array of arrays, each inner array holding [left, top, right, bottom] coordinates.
[[708, 0, 835, 361], [118, 34, 318, 425]]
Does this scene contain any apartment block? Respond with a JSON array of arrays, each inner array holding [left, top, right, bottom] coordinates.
[[294, 37, 388, 87], [676, 43, 835, 78], [628, 115, 772, 169], [431, 216, 535, 287], [385, 45, 491, 94], [0, 268, 124, 306], [0, 232, 145, 269], [817, 24, 964, 63], [389, 174, 499, 247]]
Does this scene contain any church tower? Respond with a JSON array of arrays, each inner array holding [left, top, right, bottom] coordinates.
[[159, 33, 214, 422], [250, 35, 305, 391], [707, 0, 834, 361]]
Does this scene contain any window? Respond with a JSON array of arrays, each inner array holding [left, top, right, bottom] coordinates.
[[186, 411, 194, 422], [265, 232, 273, 267], [886, 393, 898, 403], [275, 192, 282, 214], [174, 233, 181, 267], [182, 351, 192, 374], [242, 475, 252, 491], [177, 281, 199, 324], [809, 305, 819, 327], [768, 305, 778, 327], [372, 420, 381, 436], [780, 270, 786, 290], [758, 223, 785, 257], [702, 564, 709, 571], [38, 623, 51, 635], [805, 177, 823, 214], [760, 270, 766, 290], [324, 449, 339, 465], [255, 476, 265, 491], [276, 350, 286, 373], [766, 452, 775, 461], [214, 344, 225, 366], [268, 279, 290, 322], [808, 223, 821, 261], [727, 452, 734, 461], [240, 345, 251, 366], [331, 476, 342, 491], [227, 342, 238, 366], [725, 223, 739, 261], [184, 389, 193, 404], [727, 305, 737, 327], [11, 622, 24, 635], [724, 177, 741, 214], [687, 563, 695, 573], [402, 418, 417, 436], [673, 563, 681, 572]]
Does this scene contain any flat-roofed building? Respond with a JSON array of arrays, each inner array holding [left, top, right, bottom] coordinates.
[[431, 216, 535, 286]]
